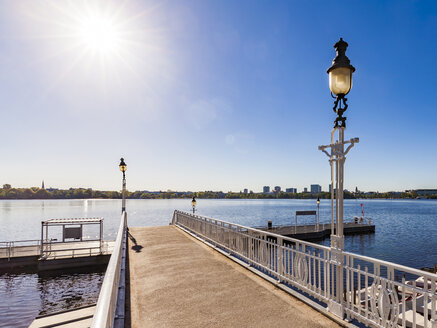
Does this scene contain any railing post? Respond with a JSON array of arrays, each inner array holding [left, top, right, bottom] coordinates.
[[277, 237, 283, 282], [329, 235, 344, 318], [40, 222, 44, 258], [248, 231, 253, 265]]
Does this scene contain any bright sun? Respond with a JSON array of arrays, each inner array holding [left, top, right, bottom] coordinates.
[[77, 13, 121, 55], [17, 0, 167, 90]]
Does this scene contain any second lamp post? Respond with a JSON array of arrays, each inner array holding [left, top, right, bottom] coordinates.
[[119, 158, 127, 213], [191, 196, 196, 214]]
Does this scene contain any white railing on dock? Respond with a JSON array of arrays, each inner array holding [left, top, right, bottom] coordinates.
[[0, 239, 41, 261], [0, 239, 112, 261], [91, 212, 127, 328], [173, 210, 437, 328]]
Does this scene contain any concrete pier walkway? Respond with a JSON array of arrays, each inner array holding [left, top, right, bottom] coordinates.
[[128, 226, 340, 328]]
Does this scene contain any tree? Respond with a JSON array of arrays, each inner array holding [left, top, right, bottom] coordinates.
[[35, 188, 50, 199]]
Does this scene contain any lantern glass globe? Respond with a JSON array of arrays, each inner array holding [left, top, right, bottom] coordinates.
[[329, 67, 352, 95], [119, 158, 127, 172]]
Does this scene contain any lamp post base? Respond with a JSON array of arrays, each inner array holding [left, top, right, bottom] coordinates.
[[328, 300, 344, 319]]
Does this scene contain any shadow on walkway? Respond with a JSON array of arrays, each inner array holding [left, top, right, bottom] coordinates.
[[128, 230, 143, 253]]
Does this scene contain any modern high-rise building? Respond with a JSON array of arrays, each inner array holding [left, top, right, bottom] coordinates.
[[311, 184, 322, 194], [303, 187, 308, 193], [329, 184, 337, 193], [274, 186, 281, 192], [286, 188, 297, 193], [263, 186, 270, 193], [243, 188, 248, 194]]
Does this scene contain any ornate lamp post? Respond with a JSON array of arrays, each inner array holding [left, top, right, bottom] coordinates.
[[119, 158, 127, 213], [191, 196, 196, 214], [318, 38, 359, 318], [316, 196, 320, 231]]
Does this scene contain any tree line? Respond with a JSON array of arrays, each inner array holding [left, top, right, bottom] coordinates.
[[1, 184, 435, 200]]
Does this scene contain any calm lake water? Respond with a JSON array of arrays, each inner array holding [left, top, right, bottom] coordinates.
[[0, 198, 436, 327]]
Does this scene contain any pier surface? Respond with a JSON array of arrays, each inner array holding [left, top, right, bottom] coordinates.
[[128, 226, 340, 328]]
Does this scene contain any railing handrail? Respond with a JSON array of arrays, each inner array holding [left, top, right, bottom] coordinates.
[[0, 239, 41, 244], [91, 211, 127, 328], [174, 210, 331, 250], [175, 210, 437, 280], [343, 250, 437, 279], [0, 239, 105, 246]]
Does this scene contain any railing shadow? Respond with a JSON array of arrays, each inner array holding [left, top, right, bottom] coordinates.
[[127, 230, 143, 253]]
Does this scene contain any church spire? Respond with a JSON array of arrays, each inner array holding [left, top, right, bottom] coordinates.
[[42, 180, 45, 189]]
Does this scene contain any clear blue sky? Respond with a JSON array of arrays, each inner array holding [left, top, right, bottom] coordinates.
[[1, 0, 436, 192]]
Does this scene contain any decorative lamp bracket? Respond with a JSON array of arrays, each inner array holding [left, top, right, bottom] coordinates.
[[333, 95, 348, 128]]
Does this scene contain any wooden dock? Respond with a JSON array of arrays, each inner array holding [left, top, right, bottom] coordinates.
[[0, 240, 115, 272], [127, 225, 341, 328], [257, 222, 375, 241], [29, 304, 95, 328]]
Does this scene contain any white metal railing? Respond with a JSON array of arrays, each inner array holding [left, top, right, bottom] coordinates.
[[173, 210, 437, 328], [0, 239, 110, 261], [0, 239, 42, 261], [91, 212, 127, 328], [40, 239, 103, 258]]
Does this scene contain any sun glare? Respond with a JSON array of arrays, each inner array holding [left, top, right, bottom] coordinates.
[[16, 0, 168, 99], [77, 14, 120, 55]]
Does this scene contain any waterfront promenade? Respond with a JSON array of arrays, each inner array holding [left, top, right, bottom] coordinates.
[[128, 225, 341, 328]]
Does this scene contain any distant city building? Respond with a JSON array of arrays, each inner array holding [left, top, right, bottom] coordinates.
[[355, 186, 359, 193], [303, 187, 308, 193], [328, 184, 339, 194], [415, 189, 437, 196], [286, 188, 297, 193], [310, 184, 322, 194], [263, 186, 270, 193], [274, 186, 281, 192], [243, 188, 248, 194]]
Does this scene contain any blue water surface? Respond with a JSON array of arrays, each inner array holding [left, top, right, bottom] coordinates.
[[0, 198, 436, 327], [0, 198, 435, 269]]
